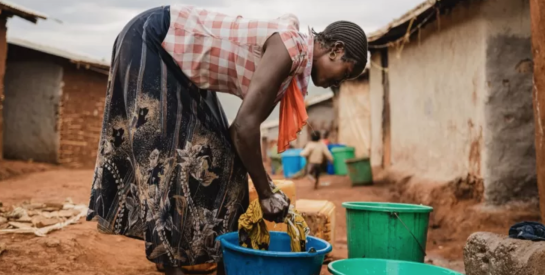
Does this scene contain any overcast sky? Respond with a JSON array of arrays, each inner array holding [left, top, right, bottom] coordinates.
[[7, 0, 423, 120]]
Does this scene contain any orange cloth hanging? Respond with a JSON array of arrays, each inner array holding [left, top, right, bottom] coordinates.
[[277, 79, 308, 153]]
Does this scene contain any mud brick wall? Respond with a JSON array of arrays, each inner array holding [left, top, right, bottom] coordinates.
[[369, 0, 535, 205], [58, 66, 107, 168], [0, 16, 8, 159], [3, 59, 63, 163]]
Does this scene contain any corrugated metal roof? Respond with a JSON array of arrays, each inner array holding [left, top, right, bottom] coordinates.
[[368, 0, 463, 48], [8, 37, 110, 74], [369, 0, 436, 43], [0, 0, 47, 23], [305, 92, 334, 107]]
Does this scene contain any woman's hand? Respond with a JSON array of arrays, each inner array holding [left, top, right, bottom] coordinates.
[[259, 189, 290, 223]]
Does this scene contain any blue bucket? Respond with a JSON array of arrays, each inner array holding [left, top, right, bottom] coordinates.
[[217, 231, 332, 275], [281, 149, 304, 178], [327, 144, 346, 175]]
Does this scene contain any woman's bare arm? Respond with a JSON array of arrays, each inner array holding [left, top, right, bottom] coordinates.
[[229, 33, 292, 219]]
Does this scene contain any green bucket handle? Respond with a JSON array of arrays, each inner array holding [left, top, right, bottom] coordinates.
[[390, 212, 427, 257]]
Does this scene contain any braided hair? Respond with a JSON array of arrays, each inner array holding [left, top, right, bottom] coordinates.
[[313, 21, 368, 76]]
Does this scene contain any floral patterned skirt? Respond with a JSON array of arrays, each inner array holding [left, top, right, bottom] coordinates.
[[86, 6, 249, 268]]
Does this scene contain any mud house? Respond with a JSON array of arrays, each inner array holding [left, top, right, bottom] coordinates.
[[261, 120, 279, 144], [337, 71, 371, 158], [369, 0, 535, 204], [3, 37, 109, 168], [260, 119, 280, 161], [260, 90, 338, 157], [294, 92, 336, 148], [261, 75, 371, 158], [0, 1, 47, 160]]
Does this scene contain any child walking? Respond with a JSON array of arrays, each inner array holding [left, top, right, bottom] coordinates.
[[301, 131, 334, 189]]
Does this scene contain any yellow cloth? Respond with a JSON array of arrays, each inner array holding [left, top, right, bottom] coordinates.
[[238, 200, 270, 250], [238, 199, 309, 252], [285, 206, 309, 252]]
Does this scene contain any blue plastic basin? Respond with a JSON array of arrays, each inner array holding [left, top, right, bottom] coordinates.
[[281, 149, 304, 178], [217, 231, 332, 275]]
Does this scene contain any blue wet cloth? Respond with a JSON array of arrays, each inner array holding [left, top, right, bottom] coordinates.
[[509, 222, 545, 241]]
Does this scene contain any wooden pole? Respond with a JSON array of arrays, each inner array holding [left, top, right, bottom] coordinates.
[[530, 0, 545, 221], [380, 49, 391, 168], [0, 16, 7, 160]]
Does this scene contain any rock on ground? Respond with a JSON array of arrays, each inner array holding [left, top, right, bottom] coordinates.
[[31, 216, 62, 228], [464, 232, 545, 275], [44, 238, 61, 248]]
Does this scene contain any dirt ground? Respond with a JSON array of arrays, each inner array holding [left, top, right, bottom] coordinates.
[[0, 160, 56, 182], [0, 167, 539, 274]]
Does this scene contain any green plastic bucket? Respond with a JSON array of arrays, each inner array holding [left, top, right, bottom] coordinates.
[[332, 147, 355, 175], [342, 202, 433, 263], [271, 158, 282, 175], [328, 258, 462, 275], [345, 158, 372, 186]]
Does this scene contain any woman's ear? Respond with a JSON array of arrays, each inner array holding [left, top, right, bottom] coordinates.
[[332, 41, 345, 53]]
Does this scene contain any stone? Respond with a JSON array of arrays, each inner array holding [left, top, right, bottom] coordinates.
[[62, 203, 76, 210], [0, 242, 6, 256], [464, 232, 545, 275], [26, 210, 41, 217], [40, 211, 57, 218], [24, 202, 45, 210], [8, 222, 33, 229], [42, 202, 64, 211], [7, 207, 27, 219], [57, 210, 71, 218], [0, 217, 7, 225], [44, 238, 61, 248], [57, 209, 80, 218], [16, 214, 32, 223], [32, 216, 61, 228]]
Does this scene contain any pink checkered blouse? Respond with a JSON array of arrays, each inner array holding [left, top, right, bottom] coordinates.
[[162, 5, 314, 101]]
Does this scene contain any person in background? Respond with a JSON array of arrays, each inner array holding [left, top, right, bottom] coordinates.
[[321, 130, 331, 173], [301, 131, 334, 189]]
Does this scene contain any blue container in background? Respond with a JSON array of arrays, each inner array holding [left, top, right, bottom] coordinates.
[[327, 144, 346, 175], [281, 149, 304, 178], [217, 231, 332, 275]]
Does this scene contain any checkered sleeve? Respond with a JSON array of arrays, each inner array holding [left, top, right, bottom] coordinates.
[[279, 31, 309, 76], [277, 14, 310, 77]]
